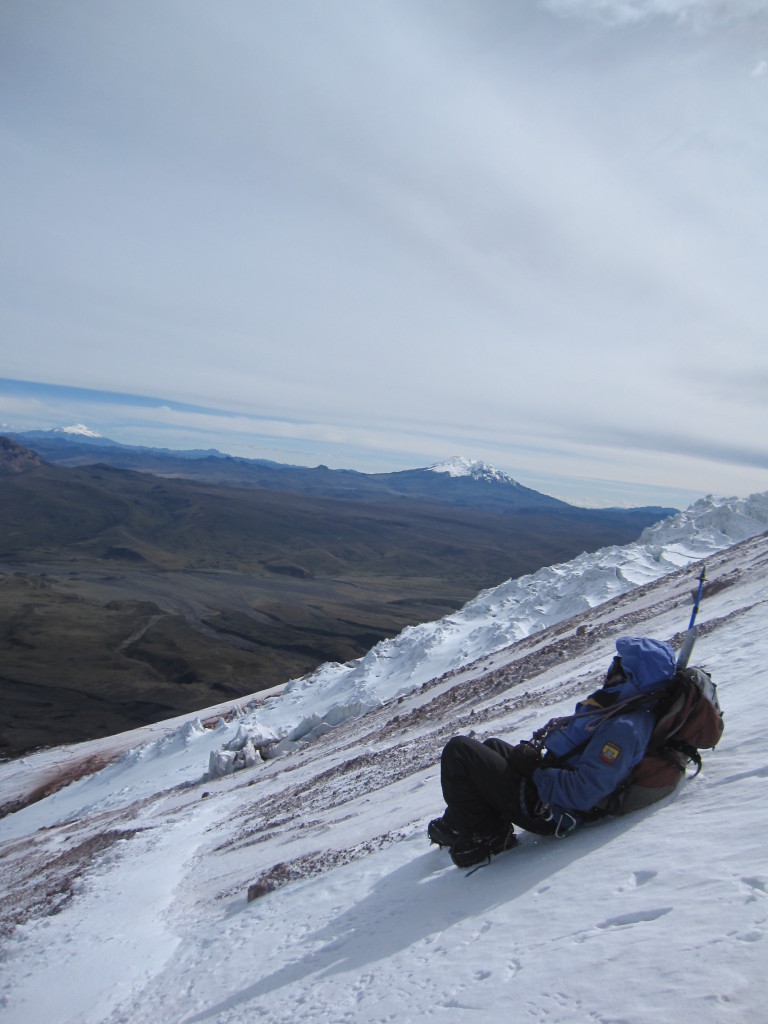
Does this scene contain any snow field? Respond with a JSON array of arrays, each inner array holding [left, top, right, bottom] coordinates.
[[1, 494, 767, 1023]]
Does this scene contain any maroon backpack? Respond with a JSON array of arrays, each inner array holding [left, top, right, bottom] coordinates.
[[605, 666, 724, 815]]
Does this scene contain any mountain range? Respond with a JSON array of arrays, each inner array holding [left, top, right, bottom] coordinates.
[[10, 428, 671, 512]]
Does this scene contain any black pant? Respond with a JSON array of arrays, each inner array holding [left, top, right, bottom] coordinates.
[[440, 735, 556, 837]]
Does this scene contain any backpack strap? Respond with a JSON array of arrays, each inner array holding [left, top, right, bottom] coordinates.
[[665, 739, 703, 777], [532, 687, 669, 759]]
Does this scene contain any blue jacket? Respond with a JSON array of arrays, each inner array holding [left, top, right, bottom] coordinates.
[[532, 637, 677, 821]]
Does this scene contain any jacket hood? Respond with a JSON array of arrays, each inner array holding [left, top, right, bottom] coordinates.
[[615, 636, 677, 694]]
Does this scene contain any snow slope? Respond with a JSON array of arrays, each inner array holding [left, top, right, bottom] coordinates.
[[1, 493, 767, 1023]]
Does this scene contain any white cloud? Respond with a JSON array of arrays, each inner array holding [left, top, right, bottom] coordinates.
[[543, 0, 768, 26]]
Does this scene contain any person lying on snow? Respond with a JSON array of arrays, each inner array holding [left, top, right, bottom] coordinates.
[[428, 635, 720, 869]]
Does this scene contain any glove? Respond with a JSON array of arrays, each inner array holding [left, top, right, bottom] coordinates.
[[509, 741, 542, 779]]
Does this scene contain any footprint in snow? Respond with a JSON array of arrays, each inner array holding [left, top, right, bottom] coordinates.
[[741, 876, 768, 902], [631, 870, 657, 887], [505, 958, 522, 979], [615, 870, 656, 894], [734, 930, 764, 943], [597, 907, 673, 929]]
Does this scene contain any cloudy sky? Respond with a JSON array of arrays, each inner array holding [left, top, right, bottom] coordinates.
[[2, 0, 767, 508]]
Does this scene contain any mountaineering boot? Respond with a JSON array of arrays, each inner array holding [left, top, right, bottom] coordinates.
[[427, 814, 462, 848], [449, 826, 518, 869]]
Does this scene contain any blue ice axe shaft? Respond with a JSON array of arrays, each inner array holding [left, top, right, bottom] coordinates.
[[676, 564, 706, 670]]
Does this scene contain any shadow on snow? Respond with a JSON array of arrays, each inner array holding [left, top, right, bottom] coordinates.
[[185, 808, 660, 1023]]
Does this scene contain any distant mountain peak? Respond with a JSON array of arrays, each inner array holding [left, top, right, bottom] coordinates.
[[427, 456, 520, 487], [57, 423, 102, 438]]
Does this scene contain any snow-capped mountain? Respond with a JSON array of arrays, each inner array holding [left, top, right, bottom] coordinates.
[[427, 456, 521, 486], [16, 424, 120, 448], [56, 423, 103, 438], [1, 491, 767, 1023]]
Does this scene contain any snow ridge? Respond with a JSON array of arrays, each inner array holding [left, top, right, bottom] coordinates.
[[206, 490, 768, 772]]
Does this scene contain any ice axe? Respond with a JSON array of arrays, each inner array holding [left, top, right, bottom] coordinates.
[[676, 564, 706, 670]]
